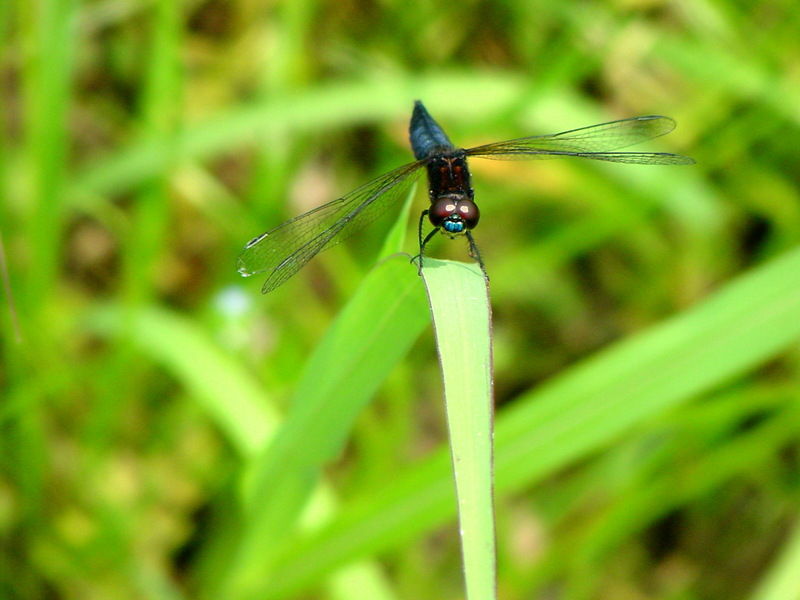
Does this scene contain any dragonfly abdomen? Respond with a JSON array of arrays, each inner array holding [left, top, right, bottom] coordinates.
[[410, 100, 456, 159]]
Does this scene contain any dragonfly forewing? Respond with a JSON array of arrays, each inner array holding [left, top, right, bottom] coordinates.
[[237, 160, 425, 293], [465, 115, 693, 165]]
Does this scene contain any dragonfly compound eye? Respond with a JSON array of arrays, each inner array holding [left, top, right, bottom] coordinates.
[[428, 198, 459, 228], [428, 197, 480, 235], [456, 200, 480, 230]]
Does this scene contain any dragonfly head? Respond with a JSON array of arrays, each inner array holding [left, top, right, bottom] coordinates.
[[429, 195, 480, 238]]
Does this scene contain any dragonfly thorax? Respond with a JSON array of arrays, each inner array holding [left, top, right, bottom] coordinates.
[[424, 152, 473, 201], [429, 195, 480, 237]]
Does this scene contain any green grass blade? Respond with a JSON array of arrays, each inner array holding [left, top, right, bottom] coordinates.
[[260, 244, 800, 600], [88, 304, 278, 458], [421, 259, 495, 600], [493, 242, 800, 493], [87, 302, 406, 600], [122, 0, 182, 306], [22, 0, 79, 305], [217, 254, 428, 599], [378, 181, 418, 260], [750, 519, 800, 600]]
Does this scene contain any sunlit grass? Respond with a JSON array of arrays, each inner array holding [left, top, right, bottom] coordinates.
[[2, 1, 800, 600]]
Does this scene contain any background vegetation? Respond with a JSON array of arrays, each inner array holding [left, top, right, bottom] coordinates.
[[2, 1, 800, 599]]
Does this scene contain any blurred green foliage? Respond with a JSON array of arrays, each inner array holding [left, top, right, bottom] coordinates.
[[2, 1, 800, 599]]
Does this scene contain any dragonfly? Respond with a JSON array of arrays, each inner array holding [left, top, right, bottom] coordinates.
[[238, 101, 694, 293]]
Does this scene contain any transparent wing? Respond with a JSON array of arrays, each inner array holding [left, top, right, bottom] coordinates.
[[238, 160, 425, 293], [465, 115, 695, 165]]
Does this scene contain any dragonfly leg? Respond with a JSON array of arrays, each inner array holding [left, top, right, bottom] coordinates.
[[411, 209, 434, 273], [465, 231, 489, 282], [416, 228, 440, 273], [417, 209, 429, 250]]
